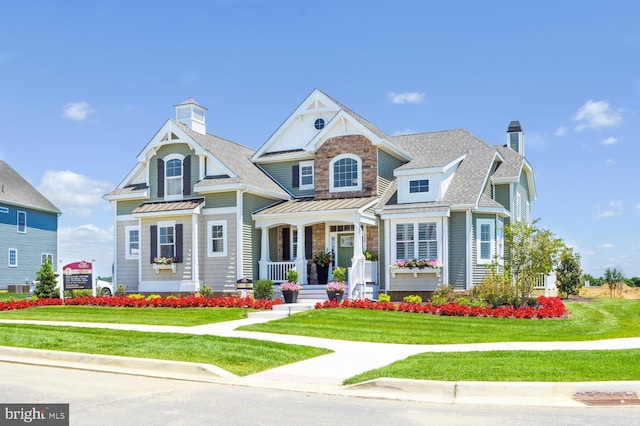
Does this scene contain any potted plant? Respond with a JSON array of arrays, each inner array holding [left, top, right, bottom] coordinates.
[[313, 250, 333, 284], [280, 269, 301, 303], [325, 266, 346, 303]]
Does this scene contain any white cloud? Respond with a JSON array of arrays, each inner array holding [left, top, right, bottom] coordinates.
[[636, 203, 640, 211], [37, 170, 113, 218], [554, 126, 568, 136], [58, 224, 113, 278], [573, 100, 622, 130], [388, 92, 426, 104], [609, 200, 623, 208], [600, 243, 616, 249], [606, 158, 617, 165], [392, 128, 418, 135], [595, 210, 619, 219], [62, 101, 95, 121], [600, 136, 618, 146]]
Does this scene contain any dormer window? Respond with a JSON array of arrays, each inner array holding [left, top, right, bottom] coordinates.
[[409, 179, 429, 193], [314, 118, 325, 130], [330, 154, 361, 193], [158, 154, 191, 201]]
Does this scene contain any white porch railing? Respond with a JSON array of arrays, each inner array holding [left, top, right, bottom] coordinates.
[[263, 261, 296, 283], [348, 260, 377, 300]]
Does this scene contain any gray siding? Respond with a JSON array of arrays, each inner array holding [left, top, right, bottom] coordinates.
[[140, 215, 194, 283], [377, 150, 404, 197], [243, 193, 278, 280], [201, 213, 237, 292], [260, 161, 313, 198], [390, 272, 441, 291], [448, 212, 467, 290], [116, 220, 139, 292], [149, 144, 198, 202], [117, 200, 143, 216], [204, 192, 236, 208], [495, 184, 510, 211]]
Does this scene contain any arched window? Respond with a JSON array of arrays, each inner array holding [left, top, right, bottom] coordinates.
[[330, 154, 361, 192], [164, 155, 183, 199]]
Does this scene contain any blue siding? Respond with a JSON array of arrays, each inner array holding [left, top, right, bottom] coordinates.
[[0, 207, 58, 288]]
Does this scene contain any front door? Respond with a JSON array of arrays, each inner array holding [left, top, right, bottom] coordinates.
[[336, 233, 354, 282]]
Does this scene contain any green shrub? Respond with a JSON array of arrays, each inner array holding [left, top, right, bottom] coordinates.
[[286, 269, 298, 283], [199, 284, 213, 298], [146, 294, 161, 300], [455, 297, 471, 306], [115, 284, 127, 296], [403, 294, 423, 304], [378, 293, 391, 302], [430, 295, 448, 306], [470, 272, 516, 307], [254, 279, 275, 300], [332, 267, 347, 283], [431, 285, 457, 302]]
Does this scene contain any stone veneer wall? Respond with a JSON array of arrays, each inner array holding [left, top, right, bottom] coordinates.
[[314, 135, 377, 200]]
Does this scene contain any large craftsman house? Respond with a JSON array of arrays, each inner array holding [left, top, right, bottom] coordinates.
[[104, 90, 535, 299], [0, 160, 61, 289]]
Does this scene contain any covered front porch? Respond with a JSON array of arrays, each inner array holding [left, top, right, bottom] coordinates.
[[252, 197, 380, 299]]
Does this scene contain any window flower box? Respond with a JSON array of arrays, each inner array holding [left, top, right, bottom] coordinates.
[[390, 259, 442, 278], [153, 263, 176, 273]]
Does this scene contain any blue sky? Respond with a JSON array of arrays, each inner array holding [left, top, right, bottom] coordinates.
[[1, 1, 639, 279]]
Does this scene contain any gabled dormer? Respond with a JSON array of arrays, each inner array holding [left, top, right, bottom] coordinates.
[[394, 154, 464, 204]]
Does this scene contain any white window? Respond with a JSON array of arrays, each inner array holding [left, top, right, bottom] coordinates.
[[409, 179, 429, 193], [17, 211, 26, 233], [8, 248, 17, 267], [395, 221, 439, 261], [515, 193, 522, 221], [330, 154, 361, 192], [125, 226, 140, 260], [476, 219, 495, 264], [207, 220, 227, 257], [164, 154, 184, 199], [158, 224, 175, 258], [299, 161, 314, 190], [41, 253, 53, 265]]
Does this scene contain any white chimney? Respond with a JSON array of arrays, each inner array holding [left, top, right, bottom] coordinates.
[[174, 97, 207, 135]]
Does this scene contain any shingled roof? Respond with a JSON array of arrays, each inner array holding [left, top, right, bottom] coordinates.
[[0, 161, 61, 214]]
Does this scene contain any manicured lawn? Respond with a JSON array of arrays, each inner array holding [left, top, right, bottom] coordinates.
[[344, 349, 640, 384], [0, 324, 331, 376], [0, 305, 251, 326], [0, 292, 28, 301], [239, 299, 640, 344]]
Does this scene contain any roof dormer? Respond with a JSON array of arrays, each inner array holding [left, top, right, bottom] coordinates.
[[175, 97, 207, 135]]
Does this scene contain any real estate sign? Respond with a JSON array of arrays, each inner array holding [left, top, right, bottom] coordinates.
[[63, 261, 93, 291]]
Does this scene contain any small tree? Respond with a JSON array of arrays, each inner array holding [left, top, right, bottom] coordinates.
[[555, 247, 583, 298], [35, 258, 59, 298], [504, 219, 564, 307], [603, 267, 625, 298]]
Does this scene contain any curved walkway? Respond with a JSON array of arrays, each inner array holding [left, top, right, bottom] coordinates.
[[1, 311, 640, 407]]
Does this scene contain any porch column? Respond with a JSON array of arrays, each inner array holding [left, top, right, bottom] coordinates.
[[259, 226, 269, 280], [295, 224, 307, 284], [350, 215, 366, 299]]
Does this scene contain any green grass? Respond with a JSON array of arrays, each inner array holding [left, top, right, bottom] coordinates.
[[0, 292, 28, 301], [345, 349, 640, 384], [0, 323, 331, 376], [0, 305, 253, 326], [239, 299, 640, 344]]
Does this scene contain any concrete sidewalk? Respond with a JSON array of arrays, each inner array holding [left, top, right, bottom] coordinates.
[[1, 311, 640, 407]]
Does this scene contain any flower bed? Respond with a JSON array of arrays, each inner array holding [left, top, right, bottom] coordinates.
[[314, 296, 566, 319], [0, 295, 281, 312]]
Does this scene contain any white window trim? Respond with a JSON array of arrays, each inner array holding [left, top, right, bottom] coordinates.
[[8, 248, 17, 267], [409, 179, 430, 193], [476, 218, 495, 265], [41, 253, 53, 264], [125, 225, 140, 260], [157, 220, 176, 259], [329, 154, 362, 193], [299, 160, 314, 191], [207, 220, 227, 257], [164, 153, 185, 201], [391, 220, 441, 262], [17, 211, 26, 233]]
